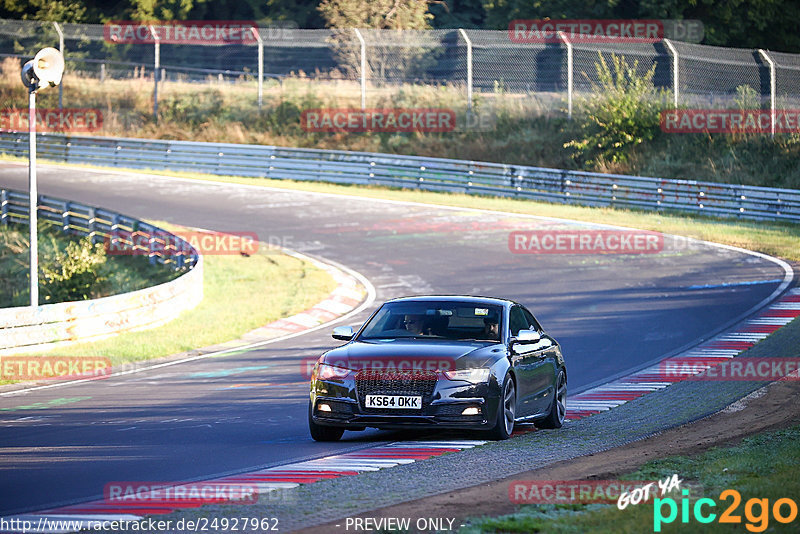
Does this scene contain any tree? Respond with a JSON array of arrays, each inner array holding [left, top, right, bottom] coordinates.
[[318, 0, 434, 30]]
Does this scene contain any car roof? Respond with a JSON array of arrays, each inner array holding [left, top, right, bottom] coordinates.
[[385, 295, 515, 307]]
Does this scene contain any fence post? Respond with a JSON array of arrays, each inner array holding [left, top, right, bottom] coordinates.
[[758, 49, 776, 139], [53, 22, 64, 109], [150, 24, 160, 121], [458, 29, 473, 112], [664, 38, 679, 108], [354, 28, 366, 110], [251, 26, 263, 111], [557, 31, 573, 118]]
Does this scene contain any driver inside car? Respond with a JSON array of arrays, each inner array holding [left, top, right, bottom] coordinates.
[[482, 317, 500, 341]]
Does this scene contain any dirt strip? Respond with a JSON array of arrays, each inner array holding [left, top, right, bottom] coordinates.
[[295, 377, 800, 533]]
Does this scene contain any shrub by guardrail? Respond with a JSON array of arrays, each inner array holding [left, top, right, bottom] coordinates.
[[0, 188, 203, 354]]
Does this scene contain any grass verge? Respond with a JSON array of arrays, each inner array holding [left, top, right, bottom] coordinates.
[[462, 423, 800, 533], [1, 228, 336, 378]]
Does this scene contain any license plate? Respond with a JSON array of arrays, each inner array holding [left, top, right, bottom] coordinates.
[[365, 395, 422, 409]]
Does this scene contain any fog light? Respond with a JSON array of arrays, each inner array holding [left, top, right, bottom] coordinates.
[[318, 403, 332, 412], [462, 406, 480, 416]]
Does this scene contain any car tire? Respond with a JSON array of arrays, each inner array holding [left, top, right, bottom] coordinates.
[[488, 374, 516, 440], [538, 369, 566, 429], [308, 402, 345, 442]]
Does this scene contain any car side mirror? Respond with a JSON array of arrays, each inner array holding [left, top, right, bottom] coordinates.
[[332, 326, 354, 341], [509, 329, 542, 352], [517, 329, 541, 343]]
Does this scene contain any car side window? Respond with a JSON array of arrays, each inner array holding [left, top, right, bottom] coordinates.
[[522, 308, 542, 332], [509, 306, 528, 336]]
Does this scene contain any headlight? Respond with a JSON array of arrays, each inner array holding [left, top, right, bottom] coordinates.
[[314, 362, 352, 381], [443, 368, 491, 383]]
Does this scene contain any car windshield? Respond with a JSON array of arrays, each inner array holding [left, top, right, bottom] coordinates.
[[358, 301, 503, 341]]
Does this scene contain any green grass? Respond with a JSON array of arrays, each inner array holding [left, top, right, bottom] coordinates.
[[25, 249, 336, 367], [462, 424, 800, 533]]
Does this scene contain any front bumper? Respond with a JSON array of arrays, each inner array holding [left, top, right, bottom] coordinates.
[[310, 374, 502, 430]]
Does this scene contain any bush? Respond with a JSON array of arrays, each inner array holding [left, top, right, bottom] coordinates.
[[0, 223, 109, 306], [564, 53, 672, 168]]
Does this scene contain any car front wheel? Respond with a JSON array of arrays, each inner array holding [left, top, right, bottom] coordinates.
[[538, 369, 566, 429], [488, 374, 516, 440]]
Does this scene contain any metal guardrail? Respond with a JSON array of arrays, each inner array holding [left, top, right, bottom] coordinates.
[[0, 187, 203, 353], [1, 132, 799, 223], [0, 188, 199, 269]]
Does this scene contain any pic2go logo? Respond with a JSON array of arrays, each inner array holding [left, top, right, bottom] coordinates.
[[654, 489, 798, 532]]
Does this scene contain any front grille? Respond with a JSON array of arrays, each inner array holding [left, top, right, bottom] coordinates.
[[355, 369, 437, 415]]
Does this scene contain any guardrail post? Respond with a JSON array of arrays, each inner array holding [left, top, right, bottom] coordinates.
[[87, 207, 96, 241], [62, 201, 70, 233], [758, 49, 776, 139], [459, 29, 473, 112], [354, 28, 366, 110], [53, 22, 64, 110], [1, 189, 7, 225], [251, 26, 263, 111], [664, 39, 679, 109], [557, 31, 573, 118], [150, 24, 160, 121]]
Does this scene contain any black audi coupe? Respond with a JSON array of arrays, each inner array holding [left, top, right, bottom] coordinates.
[[308, 296, 567, 441]]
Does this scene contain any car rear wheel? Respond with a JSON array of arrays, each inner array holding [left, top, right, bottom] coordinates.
[[488, 374, 515, 440], [538, 369, 566, 429], [308, 402, 345, 442]]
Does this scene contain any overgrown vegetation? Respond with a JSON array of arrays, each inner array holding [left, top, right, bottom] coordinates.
[[565, 53, 672, 167], [2, 54, 799, 190], [0, 222, 180, 307]]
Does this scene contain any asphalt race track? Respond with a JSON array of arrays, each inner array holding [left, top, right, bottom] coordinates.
[[0, 162, 789, 516]]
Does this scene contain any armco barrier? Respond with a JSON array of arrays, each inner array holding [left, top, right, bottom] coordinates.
[[0, 188, 202, 354], [1, 132, 798, 223]]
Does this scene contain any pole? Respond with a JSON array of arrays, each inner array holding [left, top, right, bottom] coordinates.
[[354, 29, 366, 110], [252, 27, 263, 111], [459, 29, 473, 112], [150, 25, 160, 121], [53, 22, 64, 110], [28, 89, 38, 307], [758, 49, 776, 139], [664, 39, 679, 109], [557, 31, 573, 118]]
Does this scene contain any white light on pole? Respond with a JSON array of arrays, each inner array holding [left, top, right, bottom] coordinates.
[[20, 47, 65, 308]]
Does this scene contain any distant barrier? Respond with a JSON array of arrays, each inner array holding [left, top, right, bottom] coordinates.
[[1, 132, 798, 223]]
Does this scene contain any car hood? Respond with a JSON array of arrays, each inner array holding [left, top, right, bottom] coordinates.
[[322, 339, 504, 371]]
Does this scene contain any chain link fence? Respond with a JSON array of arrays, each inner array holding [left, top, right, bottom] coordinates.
[[1, 18, 799, 123]]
